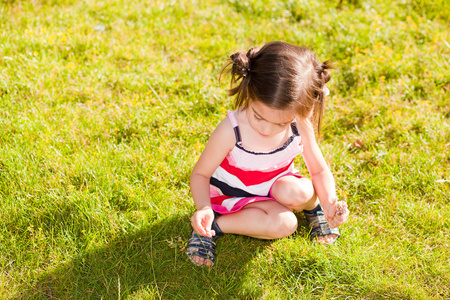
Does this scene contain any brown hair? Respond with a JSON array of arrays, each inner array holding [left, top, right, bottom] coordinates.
[[222, 41, 333, 136]]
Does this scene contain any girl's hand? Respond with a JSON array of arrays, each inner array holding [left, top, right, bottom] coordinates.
[[190, 207, 216, 238], [323, 200, 349, 229]]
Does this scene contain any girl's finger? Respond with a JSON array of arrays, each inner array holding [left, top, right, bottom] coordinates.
[[203, 220, 214, 237], [192, 214, 209, 236], [331, 212, 349, 228]]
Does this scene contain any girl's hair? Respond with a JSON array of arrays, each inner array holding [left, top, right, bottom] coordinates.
[[222, 41, 333, 135]]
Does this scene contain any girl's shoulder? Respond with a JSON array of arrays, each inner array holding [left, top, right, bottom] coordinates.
[[192, 114, 236, 177], [208, 113, 237, 149], [233, 108, 248, 126], [215, 112, 234, 131]]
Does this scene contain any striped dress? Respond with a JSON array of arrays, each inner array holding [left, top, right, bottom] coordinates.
[[210, 110, 304, 214]]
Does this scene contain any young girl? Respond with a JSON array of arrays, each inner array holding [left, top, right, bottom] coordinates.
[[187, 41, 349, 267]]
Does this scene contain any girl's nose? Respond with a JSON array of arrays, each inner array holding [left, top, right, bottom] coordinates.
[[259, 122, 272, 136]]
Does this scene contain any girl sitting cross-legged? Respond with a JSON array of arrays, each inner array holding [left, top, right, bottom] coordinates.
[[186, 41, 350, 267]]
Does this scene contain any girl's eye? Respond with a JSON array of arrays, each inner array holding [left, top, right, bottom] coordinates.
[[254, 115, 262, 120]]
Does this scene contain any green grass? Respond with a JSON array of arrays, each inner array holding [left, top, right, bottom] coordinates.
[[1, 0, 449, 299]]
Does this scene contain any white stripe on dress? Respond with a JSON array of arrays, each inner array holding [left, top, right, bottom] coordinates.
[[222, 197, 245, 211], [229, 142, 303, 170]]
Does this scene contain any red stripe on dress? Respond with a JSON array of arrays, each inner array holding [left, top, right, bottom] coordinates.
[[210, 195, 232, 206], [219, 157, 294, 186]]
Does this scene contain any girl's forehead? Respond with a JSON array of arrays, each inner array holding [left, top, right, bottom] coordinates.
[[250, 101, 296, 124]]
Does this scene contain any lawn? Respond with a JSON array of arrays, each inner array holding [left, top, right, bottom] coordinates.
[[0, 0, 449, 299]]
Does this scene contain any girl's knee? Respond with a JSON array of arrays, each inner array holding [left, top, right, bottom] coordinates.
[[268, 212, 298, 239], [272, 177, 315, 210]]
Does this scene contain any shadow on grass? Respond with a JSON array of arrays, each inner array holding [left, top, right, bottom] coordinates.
[[14, 214, 272, 299]]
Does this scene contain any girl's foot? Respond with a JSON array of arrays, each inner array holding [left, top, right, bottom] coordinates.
[[186, 231, 218, 267], [186, 217, 224, 267], [303, 204, 340, 244]]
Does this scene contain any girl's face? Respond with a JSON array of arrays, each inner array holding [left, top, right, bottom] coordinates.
[[246, 101, 295, 138]]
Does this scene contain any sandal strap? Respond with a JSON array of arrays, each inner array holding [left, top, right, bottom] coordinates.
[[186, 231, 217, 266], [303, 204, 340, 241], [211, 215, 224, 238]]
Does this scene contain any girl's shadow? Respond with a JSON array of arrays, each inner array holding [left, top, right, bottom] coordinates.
[[15, 214, 273, 299]]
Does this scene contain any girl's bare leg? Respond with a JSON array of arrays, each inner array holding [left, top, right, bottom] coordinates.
[[190, 200, 297, 266], [216, 200, 298, 239], [270, 175, 338, 244], [271, 176, 318, 211]]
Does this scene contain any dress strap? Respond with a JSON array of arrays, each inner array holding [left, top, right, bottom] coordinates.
[[227, 110, 239, 127], [290, 122, 300, 136], [227, 110, 242, 145]]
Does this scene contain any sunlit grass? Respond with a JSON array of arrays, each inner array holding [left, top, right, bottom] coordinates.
[[0, 0, 449, 298]]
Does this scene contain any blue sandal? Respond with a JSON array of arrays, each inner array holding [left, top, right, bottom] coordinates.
[[186, 218, 224, 267], [303, 204, 340, 244]]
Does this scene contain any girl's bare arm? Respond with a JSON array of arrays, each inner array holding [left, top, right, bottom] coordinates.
[[189, 117, 235, 235], [296, 118, 349, 228]]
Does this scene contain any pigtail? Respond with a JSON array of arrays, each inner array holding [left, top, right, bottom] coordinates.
[[313, 60, 334, 137], [220, 47, 259, 109]]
